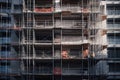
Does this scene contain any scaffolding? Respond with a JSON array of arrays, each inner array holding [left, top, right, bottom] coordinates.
[[0, 0, 108, 80]]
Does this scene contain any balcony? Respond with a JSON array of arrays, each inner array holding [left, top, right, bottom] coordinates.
[[108, 38, 120, 44], [107, 30, 120, 34], [13, 4, 22, 13], [0, 2, 11, 13], [13, 8, 22, 13], [108, 72, 120, 76], [0, 37, 11, 44], [0, 0, 11, 3], [0, 66, 11, 73], [0, 8, 11, 13], [108, 48, 120, 59], [0, 51, 18, 58], [107, 10, 120, 15], [107, 23, 120, 29], [106, 0, 120, 4], [0, 23, 12, 28], [0, 66, 19, 74], [0, 16, 12, 28], [108, 63, 120, 75]]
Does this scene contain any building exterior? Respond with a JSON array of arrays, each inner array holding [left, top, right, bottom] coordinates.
[[105, 0, 120, 80], [1, 0, 119, 80], [0, 0, 22, 80]]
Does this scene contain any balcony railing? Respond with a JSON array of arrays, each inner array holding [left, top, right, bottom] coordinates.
[[0, 23, 12, 27], [0, 0, 11, 3], [0, 37, 11, 44], [107, 23, 120, 29], [0, 51, 18, 58], [108, 51, 120, 58], [0, 9, 11, 13], [0, 66, 19, 74], [14, 9, 22, 13], [108, 38, 120, 44], [107, 10, 120, 15], [107, 0, 120, 1]]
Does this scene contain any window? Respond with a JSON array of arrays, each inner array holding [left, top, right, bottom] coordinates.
[[108, 48, 120, 58], [0, 3, 11, 9], [0, 32, 11, 37], [14, 5, 22, 10], [0, 17, 11, 23], [107, 34, 120, 44], [107, 4, 120, 15], [0, 61, 10, 66], [1, 46, 10, 51], [109, 64, 120, 72]]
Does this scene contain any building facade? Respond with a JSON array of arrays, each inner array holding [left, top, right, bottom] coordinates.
[[0, 0, 22, 80], [1, 0, 119, 80], [105, 0, 120, 80]]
